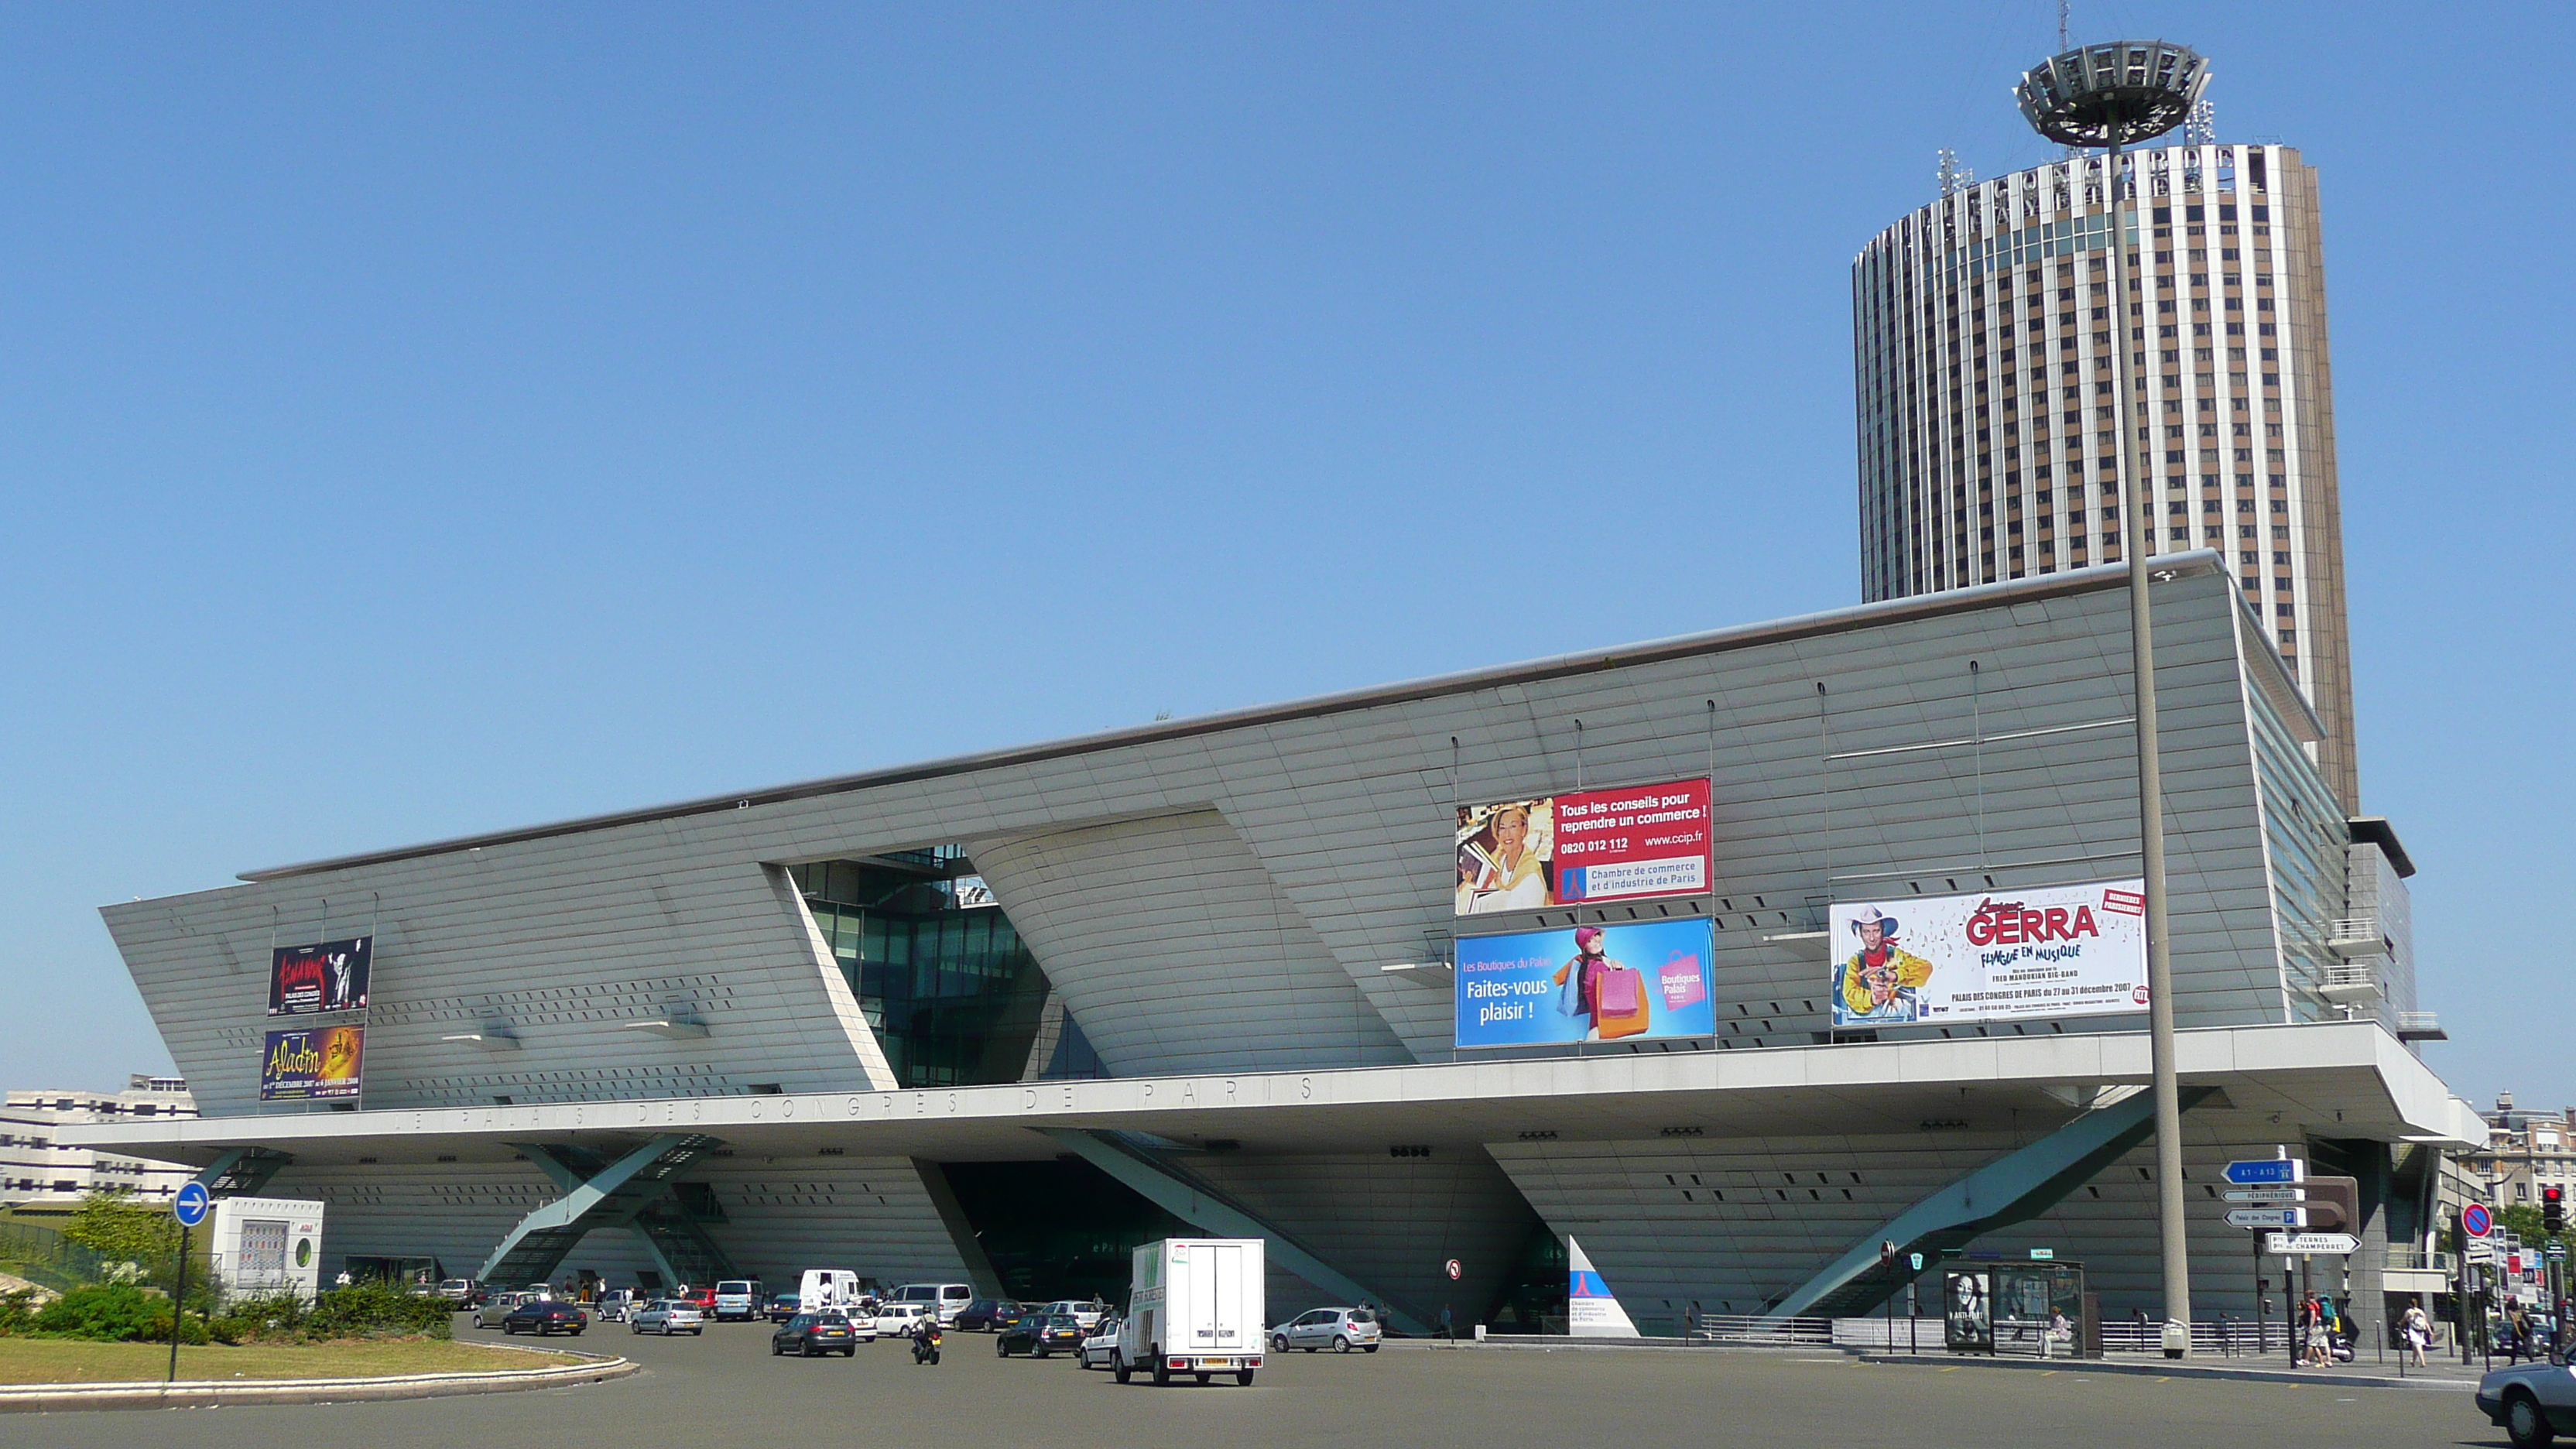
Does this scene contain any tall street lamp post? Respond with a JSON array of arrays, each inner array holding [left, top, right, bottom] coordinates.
[[2012, 39, 2211, 1360]]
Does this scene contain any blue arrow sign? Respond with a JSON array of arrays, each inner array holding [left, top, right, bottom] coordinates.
[[173, 1180, 211, 1228], [2224, 1159, 2304, 1186]]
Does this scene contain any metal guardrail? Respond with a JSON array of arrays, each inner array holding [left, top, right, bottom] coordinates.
[[1682, 1314, 1834, 1346]]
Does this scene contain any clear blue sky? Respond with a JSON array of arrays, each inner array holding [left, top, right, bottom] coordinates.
[[3, 4, 2566, 1112]]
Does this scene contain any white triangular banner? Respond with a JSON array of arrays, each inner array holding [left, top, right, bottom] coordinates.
[[1565, 1235, 1639, 1338]]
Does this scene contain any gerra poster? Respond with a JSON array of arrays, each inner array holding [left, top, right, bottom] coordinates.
[[1454, 918, 1714, 1048], [259, 1026, 365, 1101], [1454, 778, 1711, 917], [268, 937, 372, 1016], [1828, 879, 2150, 1029]]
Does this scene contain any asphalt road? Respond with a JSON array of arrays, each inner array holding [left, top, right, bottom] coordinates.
[[3, 1315, 2503, 1448]]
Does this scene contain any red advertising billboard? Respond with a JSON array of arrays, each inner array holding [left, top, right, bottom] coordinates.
[[1454, 777, 1712, 916]]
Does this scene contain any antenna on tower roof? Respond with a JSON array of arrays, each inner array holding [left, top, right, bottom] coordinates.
[[1937, 149, 1975, 197], [2057, 0, 2070, 52], [2184, 96, 2216, 147]]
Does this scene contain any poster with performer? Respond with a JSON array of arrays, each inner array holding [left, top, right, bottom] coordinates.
[[1828, 879, 2149, 1029], [268, 937, 372, 1016], [1454, 778, 1711, 916], [259, 1026, 365, 1101]]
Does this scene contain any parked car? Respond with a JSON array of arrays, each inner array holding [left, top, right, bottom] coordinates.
[[631, 1300, 707, 1336], [1043, 1299, 1108, 1331], [501, 1300, 589, 1337], [1076, 1316, 1124, 1370], [473, 1291, 534, 1329], [677, 1286, 719, 1317], [1269, 1306, 1381, 1354], [592, 1288, 639, 1323], [766, 1293, 802, 1323], [997, 1313, 1084, 1358], [954, 1297, 1021, 1332], [772, 1311, 864, 1357], [437, 1278, 486, 1307], [2478, 1346, 2575, 1447], [989, 1303, 1043, 1338], [713, 1279, 767, 1323], [873, 1302, 928, 1338]]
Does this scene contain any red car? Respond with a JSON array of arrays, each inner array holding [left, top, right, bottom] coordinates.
[[679, 1286, 719, 1315]]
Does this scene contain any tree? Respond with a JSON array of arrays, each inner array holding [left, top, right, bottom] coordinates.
[[58, 1192, 178, 1284], [2496, 1204, 2574, 1255]]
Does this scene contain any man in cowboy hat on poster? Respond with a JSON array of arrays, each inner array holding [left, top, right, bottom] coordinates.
[[1834, 907, 1934, 1024]]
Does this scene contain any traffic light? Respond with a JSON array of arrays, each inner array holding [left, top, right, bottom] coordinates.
[[2546, 1185, 2566, 1235]]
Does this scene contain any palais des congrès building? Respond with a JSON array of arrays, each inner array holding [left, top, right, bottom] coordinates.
[[70, 556, 2475, 1334]]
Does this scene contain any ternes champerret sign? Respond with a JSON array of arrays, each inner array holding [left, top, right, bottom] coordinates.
[[267, 936, 372, 1016], [1828, 880, 2149, 1029], [1454, 919, 1714, 1048], [259, 1026, 365, 1101], [1453, 778, 1711, 917]]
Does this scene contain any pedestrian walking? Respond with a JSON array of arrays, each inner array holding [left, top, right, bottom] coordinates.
[[2401, 1303, 2432, 1368]]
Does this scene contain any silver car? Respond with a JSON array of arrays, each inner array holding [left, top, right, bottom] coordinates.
[[630, 1300, 707, 1336], [2478, 1347, 2575, 1447], [473, 1291, 534, 1330], [1269, 1307, 1382, 1354]]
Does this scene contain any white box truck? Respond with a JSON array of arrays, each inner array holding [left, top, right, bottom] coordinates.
[[1115, 1238, 1265, 1386]]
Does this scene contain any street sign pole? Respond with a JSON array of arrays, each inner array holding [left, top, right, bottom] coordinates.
[[169, 1180, 211, 1385]]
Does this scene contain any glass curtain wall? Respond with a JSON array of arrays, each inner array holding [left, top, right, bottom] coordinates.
[[793, 856, 1050, 1088]]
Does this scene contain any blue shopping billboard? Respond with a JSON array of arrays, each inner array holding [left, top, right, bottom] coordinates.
[[1454, 918, 1714, 1048]]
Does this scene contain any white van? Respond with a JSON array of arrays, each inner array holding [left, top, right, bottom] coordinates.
[[890, 1282, 975, 1326], [1117, 1239, 1265, 1386], [800, 1269, 862, 1314]]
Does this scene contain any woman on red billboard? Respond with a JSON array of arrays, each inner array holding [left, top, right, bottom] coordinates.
[[1456, 802, 1554, 915]]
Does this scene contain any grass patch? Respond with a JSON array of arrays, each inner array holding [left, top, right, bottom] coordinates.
[[0, 1336, 582, 1385]]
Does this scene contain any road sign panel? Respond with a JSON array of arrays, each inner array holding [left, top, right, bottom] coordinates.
[[2467, 1239, 2495, 1262], [173, 1180, 211, 1228], [1909, 1252, 1923, 1272], [2029, 1249, 2054, 1260], [2224, 1187, 2307, 1204], [2263, 1232, 2359, 1255], [2225, 1159, 2305, 1186], [1445, 1259, 1461, 1281], [2549, 1242, 2567, 1260], [2463, 1204, 2493, 1238], [2228, 1208, 2307, 1229]]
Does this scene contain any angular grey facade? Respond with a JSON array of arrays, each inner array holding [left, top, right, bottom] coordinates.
[[81, 558, 2471, 1329]]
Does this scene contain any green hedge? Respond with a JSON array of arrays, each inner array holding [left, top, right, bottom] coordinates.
[[0, 1282, 450, 1345]]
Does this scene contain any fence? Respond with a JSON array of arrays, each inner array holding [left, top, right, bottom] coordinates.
[[0, 1218, 114, 1295], [1680, 1314, 1834, 1346]]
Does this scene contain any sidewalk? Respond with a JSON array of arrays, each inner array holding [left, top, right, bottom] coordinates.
[[1854, 1348, 2485, 1392]]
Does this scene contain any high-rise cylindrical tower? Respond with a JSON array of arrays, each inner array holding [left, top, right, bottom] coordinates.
[[1852, 142, 2357, 810]]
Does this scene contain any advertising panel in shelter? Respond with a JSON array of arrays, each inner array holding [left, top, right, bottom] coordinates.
[[267, 936, 372, 1016], [259, 1026, 365, 1101], [1944, 1268, 1994, 1353], [1453, 778, 1711, 917], [1454, 918, 1714, 1048], [1828, 879, 2148, 1029]]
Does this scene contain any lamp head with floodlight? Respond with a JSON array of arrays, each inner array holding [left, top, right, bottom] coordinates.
[[2014, 40, 2210, 149]]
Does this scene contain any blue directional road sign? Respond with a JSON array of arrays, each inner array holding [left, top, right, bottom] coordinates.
[[2224, 1159, 2305, 1186], [173, 1180, 211, 1228]]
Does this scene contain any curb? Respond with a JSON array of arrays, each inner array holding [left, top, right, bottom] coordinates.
[[1855, 1351, 2475, 1392], [0, 1343, 639, 1413]]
